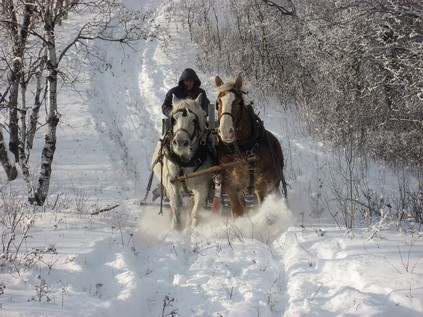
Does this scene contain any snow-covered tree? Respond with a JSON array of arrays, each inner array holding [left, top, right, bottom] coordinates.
[[0, 0, 155, 204], [180, 0, 422, 170]]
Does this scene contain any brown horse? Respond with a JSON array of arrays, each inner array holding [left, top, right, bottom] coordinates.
[[215, 74, 287, 218]]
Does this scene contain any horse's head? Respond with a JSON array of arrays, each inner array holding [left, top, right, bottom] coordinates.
[[215, 74, 245, 144], [169, 94, 206, 161]]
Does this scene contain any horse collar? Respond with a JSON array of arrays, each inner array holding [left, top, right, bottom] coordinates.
[[166, 141, 208, 170], [218, 109, 265, 156]]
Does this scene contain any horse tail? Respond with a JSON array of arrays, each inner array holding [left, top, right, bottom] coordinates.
[[266, 131, 288, 199]]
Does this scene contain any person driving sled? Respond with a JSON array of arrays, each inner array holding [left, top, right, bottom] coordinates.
[[162, 68, 210, 117]]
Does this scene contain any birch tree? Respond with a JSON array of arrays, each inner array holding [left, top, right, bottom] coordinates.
[[0, 128, 17, 180], [0, 0, 34, 180], [1, 0, 154, 204], [31, 1, 61, 205], [32, 0, 153, 205]]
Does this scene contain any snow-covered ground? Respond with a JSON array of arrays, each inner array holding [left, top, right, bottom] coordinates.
[[1, 1, 422, 316]]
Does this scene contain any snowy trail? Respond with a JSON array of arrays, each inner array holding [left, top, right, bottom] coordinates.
[[84, 1, 423, 316], [138, 7, 169, 131], [131, 209, 293, 316], [88, 36, 157, 198], [275, 228, 423, 316]]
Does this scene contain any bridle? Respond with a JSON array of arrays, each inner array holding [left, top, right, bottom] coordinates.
[[170, 108, 200, 143], [216, 88, 245, 131], [164, 107, 208, 168]]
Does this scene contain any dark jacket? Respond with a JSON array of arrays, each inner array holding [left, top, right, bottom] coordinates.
[[162, 68, 210, 117]]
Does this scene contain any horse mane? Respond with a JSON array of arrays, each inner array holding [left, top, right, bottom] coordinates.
[[216, 80, 253, 107], [170, 98, 207, 133], [216, 82, 237, 94]]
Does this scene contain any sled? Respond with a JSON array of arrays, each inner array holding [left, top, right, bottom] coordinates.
[[141, 155, 260, 212]]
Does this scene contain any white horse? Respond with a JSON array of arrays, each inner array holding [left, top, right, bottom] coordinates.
[[151, 94, 213, 230]]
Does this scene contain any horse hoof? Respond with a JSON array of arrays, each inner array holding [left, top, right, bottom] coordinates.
[[231, 211, 243, 218], [172, 221, 183, 231], [191, 217, 199, 228]]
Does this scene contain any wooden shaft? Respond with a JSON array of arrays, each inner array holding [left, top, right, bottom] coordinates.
[[171, 155, 259, 183]]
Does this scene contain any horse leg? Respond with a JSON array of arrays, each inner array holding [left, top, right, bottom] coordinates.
[[187, 192, 201, 228], [167, 185, 183, 231], [254, 180, 268, 206], [187, 180, 209, 228], [255, 191, 265, 206], [184, 195, 196, 228], [226, 188, 245, 218]]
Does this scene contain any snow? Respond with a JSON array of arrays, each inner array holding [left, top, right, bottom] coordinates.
[[1, 1, 422, 316]]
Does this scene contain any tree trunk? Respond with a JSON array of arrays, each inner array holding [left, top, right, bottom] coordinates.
[[24, 64, 44, 199], [0, 128, 18, 181], [32, 7, 59, 206], [27, 65, 44, 152], [18, 78, 34, 196], [4, 0, 20, 163], [4, 0, 34, 163], [8, 61, 20, 163]]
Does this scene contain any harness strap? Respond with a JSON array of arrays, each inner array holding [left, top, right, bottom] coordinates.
[[179, 168, 190, 193], [141, 136, 167, 215], [141, 169, 155, 204], [166, 140, 208, 169], [142, 143, 164, 205], [232, 140, 258, 196], [247, 161, 255, 195]]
